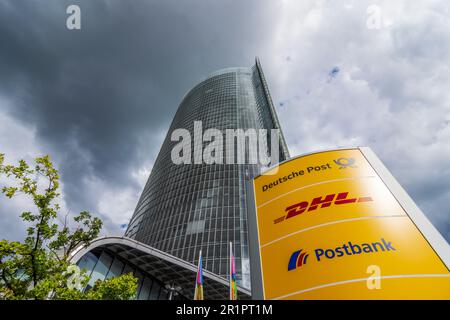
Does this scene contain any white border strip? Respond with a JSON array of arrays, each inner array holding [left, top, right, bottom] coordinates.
[[253, 179, 266, 299], [273, 274, 450, 300], [257, 176, 376, 209], [360, 147, 450, 270], [260, 215, 406, 248]]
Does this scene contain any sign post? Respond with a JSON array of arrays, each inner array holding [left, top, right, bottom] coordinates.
[[247, 147, 450, 299]]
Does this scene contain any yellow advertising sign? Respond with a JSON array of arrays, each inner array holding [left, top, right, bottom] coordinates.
[[252, 148, 450, 299]]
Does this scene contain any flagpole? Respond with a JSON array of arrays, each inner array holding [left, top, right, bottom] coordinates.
[[194, 249, 202, 300], [229, 242, 232, 300]]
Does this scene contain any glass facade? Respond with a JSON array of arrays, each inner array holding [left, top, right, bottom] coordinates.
[[125, 59, 289, 288], [76, 248, 185, 300]]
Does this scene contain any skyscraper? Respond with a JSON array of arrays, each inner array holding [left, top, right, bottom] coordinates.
[[125, 58, 289, 288]]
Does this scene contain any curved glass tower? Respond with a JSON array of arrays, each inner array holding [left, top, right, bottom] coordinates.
[[125, 58, 289, 288]]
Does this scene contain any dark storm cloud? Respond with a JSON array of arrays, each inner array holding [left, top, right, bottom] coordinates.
[[0, 0, 271, 230]]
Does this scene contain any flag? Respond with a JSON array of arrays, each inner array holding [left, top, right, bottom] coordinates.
[[229, 242, 238, 300], [194, 250, 204, 300]]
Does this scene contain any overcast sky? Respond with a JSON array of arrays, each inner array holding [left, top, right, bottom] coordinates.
[[0, 0, 449, 242]]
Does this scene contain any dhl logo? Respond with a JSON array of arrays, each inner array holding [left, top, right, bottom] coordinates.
[[274, 192, 373, 224]]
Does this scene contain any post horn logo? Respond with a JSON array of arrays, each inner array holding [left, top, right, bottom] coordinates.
[[288, 249, 309, 271], [333, 157, 357, 169]]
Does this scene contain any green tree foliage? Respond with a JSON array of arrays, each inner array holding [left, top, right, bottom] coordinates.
[[0, 154, 137, 300]]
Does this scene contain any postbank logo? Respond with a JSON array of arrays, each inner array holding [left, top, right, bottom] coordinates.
[[288, 238, 396, 271], [274, 191, 373, 224], [287, 249, 309, 271]]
